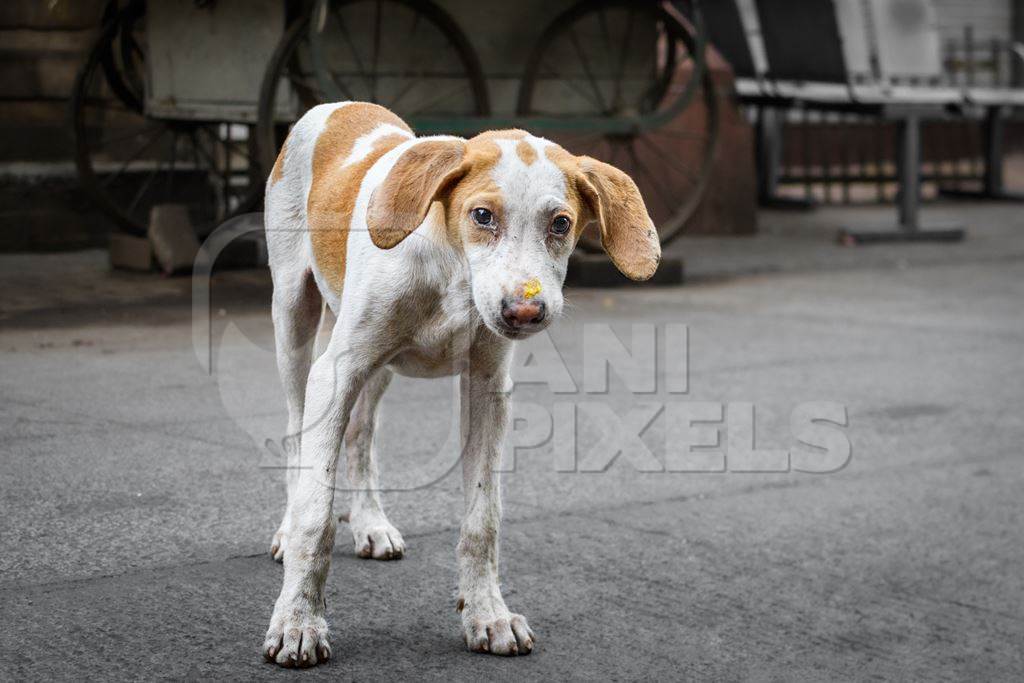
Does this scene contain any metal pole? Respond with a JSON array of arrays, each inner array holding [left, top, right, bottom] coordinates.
[[897, 113, 921, 232], [764, 109, 782, 199], [983, 106, 1005, 197], [755, 107, 777, 202], [840, 110, 964, 242]]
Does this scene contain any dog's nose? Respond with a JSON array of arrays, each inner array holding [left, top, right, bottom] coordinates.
[[501, 298, 546, 328]]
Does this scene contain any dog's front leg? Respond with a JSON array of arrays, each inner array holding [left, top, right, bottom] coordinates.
[[262, 341, 370, 668], [456, 339, 536, 656]]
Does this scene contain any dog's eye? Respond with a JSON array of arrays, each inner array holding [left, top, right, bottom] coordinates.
[[471, 208, 493, 226], [551, 215, 571, 235]]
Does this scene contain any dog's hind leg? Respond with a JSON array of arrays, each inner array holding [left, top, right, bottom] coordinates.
[[268, 268, 322, 562], [343, 367, 406, 560]]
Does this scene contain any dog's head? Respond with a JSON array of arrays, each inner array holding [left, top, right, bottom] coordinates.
[[366, 130, 660, 340]]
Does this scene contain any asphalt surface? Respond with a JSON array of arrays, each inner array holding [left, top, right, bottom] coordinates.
[[1, 203, 1023, 680]]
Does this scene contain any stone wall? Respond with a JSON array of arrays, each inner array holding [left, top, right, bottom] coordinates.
[[0, 2, 114, 251], [0, 1, 105, 162]]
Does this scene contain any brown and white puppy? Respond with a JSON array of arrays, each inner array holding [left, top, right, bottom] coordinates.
[[262, 101, 659, 667]]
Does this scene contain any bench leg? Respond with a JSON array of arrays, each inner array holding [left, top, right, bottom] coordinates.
[[839, 113, 965, 244], [983, 106, 1004, 196], [897, 112, 922, 230]]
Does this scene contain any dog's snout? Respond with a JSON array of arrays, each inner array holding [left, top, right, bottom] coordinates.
[[501, 297, 546, 328]]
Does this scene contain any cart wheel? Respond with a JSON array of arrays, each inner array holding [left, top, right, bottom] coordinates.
[[72, 1, 262, 236], [97, 0, 144, 112], [517, 0, 718, 250], [256, 0, 489, 175]]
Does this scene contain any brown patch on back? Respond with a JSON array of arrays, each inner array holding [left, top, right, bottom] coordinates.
[[270, 137, 288, 185], [515, 138, 538, 165], [472, 129, 528, 144], [308, 103, 413, 296]]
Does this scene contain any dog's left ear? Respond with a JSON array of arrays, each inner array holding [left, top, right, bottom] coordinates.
[[576, 156, 661, 281], [367, 138, 467, 249]]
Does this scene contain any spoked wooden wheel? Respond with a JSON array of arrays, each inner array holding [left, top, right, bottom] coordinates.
[[72, 0, 262, 236], [517, 0, 718, 250], [256, 0, 488, 175]]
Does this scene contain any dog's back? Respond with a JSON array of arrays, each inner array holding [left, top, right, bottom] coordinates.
[[264, 102, 415, 306]]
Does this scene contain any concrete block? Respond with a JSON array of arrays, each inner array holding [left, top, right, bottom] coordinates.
[[148, 204, 199, 274], [109, 233, 152, 271]]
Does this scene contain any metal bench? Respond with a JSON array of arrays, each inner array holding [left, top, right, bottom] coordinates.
[[870, 0, 1024, 203], [707, 0, 1024, 242]]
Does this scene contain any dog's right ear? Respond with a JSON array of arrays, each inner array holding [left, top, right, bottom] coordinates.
[[366, 138, 467, 249]]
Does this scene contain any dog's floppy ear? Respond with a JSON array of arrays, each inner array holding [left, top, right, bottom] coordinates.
[[367, 138, 467, 249], [576, 156, 661, 281]]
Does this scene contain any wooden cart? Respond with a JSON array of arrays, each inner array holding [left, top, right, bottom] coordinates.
[[73, 0, 718, 250]]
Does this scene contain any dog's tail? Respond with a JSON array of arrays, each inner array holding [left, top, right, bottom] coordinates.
[[312, 299, 329, 359]]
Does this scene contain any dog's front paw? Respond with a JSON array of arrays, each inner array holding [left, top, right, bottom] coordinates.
[[348, 511, 405, 560], [263, 605, 331, 668], [459, 598, 535, 656]]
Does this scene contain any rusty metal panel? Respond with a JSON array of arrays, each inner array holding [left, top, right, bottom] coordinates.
[[434, 0, 577, 114], [145, 0, 288, 122]]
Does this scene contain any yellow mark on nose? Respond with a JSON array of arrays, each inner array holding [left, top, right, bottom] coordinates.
[[522, 278, 542, 300]]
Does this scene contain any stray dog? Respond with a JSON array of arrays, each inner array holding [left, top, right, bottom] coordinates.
[[262, 101, 659, 667]]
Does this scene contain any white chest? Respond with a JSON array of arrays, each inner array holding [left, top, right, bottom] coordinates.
[[386, 300, 481, 379]]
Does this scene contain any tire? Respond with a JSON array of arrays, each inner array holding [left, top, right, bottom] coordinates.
[[517, 0, 719, 249], [256, 0, 489, 176]]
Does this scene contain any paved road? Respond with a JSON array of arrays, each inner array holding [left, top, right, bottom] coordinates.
[[2, 204, 1023, 679]]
